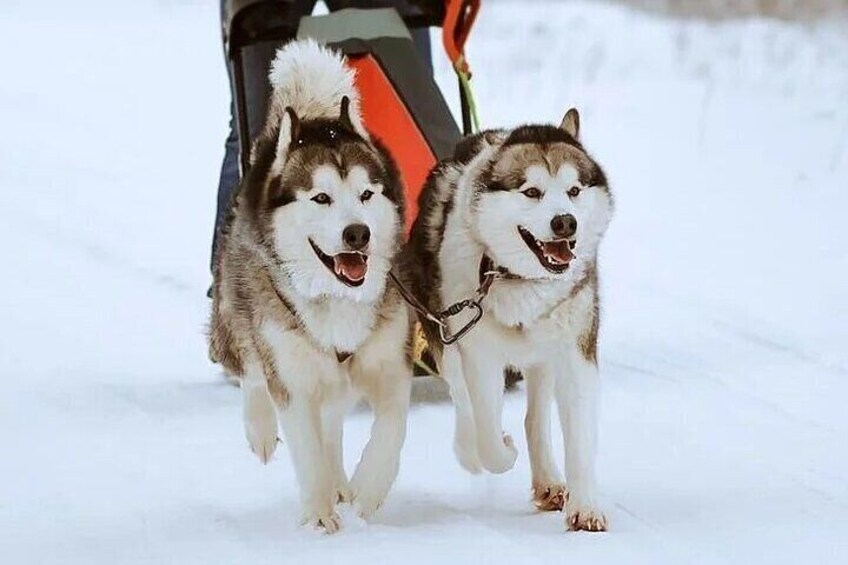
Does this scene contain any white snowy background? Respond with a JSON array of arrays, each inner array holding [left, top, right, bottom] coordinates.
[[1, 0, 847, 563]]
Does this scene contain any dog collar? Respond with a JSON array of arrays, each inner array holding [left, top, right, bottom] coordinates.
[[479, 255, 522, 285]]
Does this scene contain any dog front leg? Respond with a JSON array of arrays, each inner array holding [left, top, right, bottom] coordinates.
[[525, 365, 567, 511], [322, 398, 352, 504], [350, 358, 412, 519], [442, 346, 482, 473], [279, 392, 340, 533], [461, 343, 517, 474], [242, 360, 279, 464], [553, 347, 608, 532]]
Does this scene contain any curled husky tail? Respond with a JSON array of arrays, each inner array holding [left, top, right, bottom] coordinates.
[[266, 39, 365, 134]]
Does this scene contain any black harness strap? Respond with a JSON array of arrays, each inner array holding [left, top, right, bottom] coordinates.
[[389, 271, 444, 328], [390, 255, 518, 345]]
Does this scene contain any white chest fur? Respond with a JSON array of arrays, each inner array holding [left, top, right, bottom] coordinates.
[[259, 318, 351, 397], [481, 268, 587, 329], [457, 279, 594, 371], [291, 294, 379, 353]]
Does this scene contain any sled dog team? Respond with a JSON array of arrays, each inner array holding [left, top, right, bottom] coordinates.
[[209, 40, 613, 534]]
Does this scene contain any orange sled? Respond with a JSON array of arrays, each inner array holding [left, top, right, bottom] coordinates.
[[224, 0, 480, 230]]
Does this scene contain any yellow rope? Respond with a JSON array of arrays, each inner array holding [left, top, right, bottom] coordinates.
[[412, 322, 438, 376], [455, 56, 481, 134]]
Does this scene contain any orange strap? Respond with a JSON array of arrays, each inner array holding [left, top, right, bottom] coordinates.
[[442, 0, 480, 76]]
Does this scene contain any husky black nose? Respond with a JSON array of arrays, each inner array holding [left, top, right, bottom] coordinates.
[[342, 223, 370, 250], [551, 214, 577, 238]]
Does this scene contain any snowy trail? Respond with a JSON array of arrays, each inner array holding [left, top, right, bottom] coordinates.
[[1, 1, 847, 564]]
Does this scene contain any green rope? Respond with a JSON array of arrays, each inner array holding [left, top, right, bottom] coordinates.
[[456, 58, 481, 134]]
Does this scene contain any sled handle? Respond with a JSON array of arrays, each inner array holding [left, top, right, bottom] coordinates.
[[442, 0, 480, 76]]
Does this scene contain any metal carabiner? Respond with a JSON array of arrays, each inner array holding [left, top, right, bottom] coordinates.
[[437, 299, 484, 345]]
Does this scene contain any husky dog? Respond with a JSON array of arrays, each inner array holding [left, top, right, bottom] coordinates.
[[209, 40, 412, 533], [406, 110, 613, 531]]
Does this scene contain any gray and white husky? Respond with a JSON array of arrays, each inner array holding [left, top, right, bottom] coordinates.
[[209, 40, 412, 533], [406, 110, 613, 531]]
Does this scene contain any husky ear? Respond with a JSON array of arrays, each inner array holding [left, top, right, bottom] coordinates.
[[284, 106, 300, 144], [277, 106, 300, 157], [338, 95, 371, 139], [560, 108, 580, 140], [339, 96, 354, 132]]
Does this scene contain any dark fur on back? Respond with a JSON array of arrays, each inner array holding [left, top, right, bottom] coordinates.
[[404, 129, 507, 361]]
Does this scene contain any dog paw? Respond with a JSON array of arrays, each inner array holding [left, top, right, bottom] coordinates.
[[565, 505, 608, 532], [244, 390, 277, 464], [246, 428, 278, 464], [354, 499, 383, 520], [350, 489, 385, 520], [334, 482, 353, 505], [350, 478, 389, 520], [302, 509, 342, 534], [502, 434, 519, 466], [532, 482, 568, 512], [454, 439, 483, 474], [480, 433, 518, 474]]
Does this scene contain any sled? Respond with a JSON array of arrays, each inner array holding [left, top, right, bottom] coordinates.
[[223, 0, 481, 373]]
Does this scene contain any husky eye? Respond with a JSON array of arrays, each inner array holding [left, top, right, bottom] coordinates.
[[522, 187, 542, 199], [311, 193, 332, 205], [567, 186, 582, 198], [360, 189, 374, 203]]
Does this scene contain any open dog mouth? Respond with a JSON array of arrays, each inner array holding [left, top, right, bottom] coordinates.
[[309, 239, 368, 287], [517, 226, 575, 274]]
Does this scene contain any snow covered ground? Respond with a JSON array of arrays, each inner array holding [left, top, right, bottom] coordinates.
[[1, 1, 847, 563]]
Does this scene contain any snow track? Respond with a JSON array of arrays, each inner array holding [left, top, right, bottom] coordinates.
[[1, 1, 846, 563]]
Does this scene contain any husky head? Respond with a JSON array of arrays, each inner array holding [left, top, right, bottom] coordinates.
[[248, 97, 404, 302], [472, 109, 612, 279]]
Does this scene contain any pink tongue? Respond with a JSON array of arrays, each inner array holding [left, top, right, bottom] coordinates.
[[333, 253, 368, 281], [542, 240, 574, 264]]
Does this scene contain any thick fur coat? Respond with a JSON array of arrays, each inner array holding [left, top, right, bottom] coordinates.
[[209, 40, 412, 534], [405, 109, 613, 531]]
